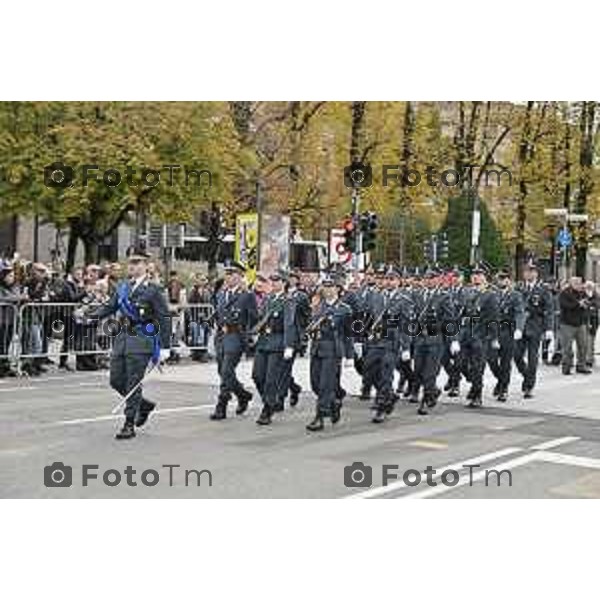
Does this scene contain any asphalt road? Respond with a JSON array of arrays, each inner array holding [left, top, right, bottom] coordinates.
[[2, 357, 600, 498]]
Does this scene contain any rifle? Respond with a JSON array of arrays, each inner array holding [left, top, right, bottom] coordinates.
[[251, 295, 286, 335], [305, 299, 340, 338]]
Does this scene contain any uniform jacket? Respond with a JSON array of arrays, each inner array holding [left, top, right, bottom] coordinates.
[[309, 300, 353, 359], [213, 287, 258, 353], [254, 292, 298, 352], [89, 277, 171, 356]]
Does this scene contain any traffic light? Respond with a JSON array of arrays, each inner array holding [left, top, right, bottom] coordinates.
[[342, 215, 357, 253], [423, 238, 433, 263], [360, 211, 379, 251], [439, 232, 449, 261]]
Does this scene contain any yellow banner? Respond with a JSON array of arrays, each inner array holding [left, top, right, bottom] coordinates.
[[235, 212, 258, 284]]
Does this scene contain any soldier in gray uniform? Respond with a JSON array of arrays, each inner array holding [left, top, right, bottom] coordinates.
[[276, 270, 311, 409], [411, 272, 445, 415], [514, 264, 554, 398], [459, 268, 499, 408], [305, 277, 353, 431], [252, 271, 298, 425], [487, 270, 525, 402], [87, 248, 171, 439], [210, 261, 257, 421]]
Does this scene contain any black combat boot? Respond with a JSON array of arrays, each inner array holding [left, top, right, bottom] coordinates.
[[235, 391, 252, 415], [466, 387, 476, 400], [523, 388, 534, 399], [331, 401, 342, 424], [135, 399, 156, 427], [306, 410, 324, 432], [417, 397, 429, 416], [497, 389, 508, 402], [466, 392, 483, 408], [448, 386, 459, 398], [256, 404, 273, 426], [115, 421, 136, 440], [210, 398, 228, 421], [289, 383, 301, 407]]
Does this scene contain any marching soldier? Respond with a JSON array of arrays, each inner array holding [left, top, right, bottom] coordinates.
[[438, 270, 463, 398], [276, 270, 311, 408], [514, 264, 554, 398], [411, 271, 445, 415], [252, 271, 298, 425], [305, 277, 353, 431], [87, 248, 171, 439], [487, 270, 525, 402], [459, 268, 499, 408], [210, 261, 257, 421]]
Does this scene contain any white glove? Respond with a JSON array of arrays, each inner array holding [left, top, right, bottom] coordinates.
[[354, 343, 363, 359], [159, 349, 171, 363], [545, 330, 554, 341], [491, 339, 500, 350], [343, 358, 353, 368], [513, 329, 523, 341], [401, 350, 411, 362], [450, 340, 460, 355], [283, 347, 294, 360]]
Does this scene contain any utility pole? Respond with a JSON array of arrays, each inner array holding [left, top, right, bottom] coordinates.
[[469, 186, 480, 265]]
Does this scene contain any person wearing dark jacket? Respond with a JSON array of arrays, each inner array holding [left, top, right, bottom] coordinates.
[[0, 263, 21, 377], [558, 277, 590, 375]]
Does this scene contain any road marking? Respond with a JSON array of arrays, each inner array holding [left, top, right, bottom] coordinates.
[[402, 452, 542, 499], [345, 446, 523, 499], [49, 404, 215, 426], [535, 450, 600, 470], [528, 436, 580, 450], [408, 440, 449, 450], [0, 382, 105, 393]]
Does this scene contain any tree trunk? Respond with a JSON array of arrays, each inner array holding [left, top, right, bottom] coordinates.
[[82, 237, 98, 264], [65, 226, 79, 273]]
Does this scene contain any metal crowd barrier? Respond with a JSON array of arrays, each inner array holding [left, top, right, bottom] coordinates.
[[2, 301, 216, 374], [0, 302, 19, 367]]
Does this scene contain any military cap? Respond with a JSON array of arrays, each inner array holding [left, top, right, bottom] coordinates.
[[224, 260, 246, 273], [126, 245, 151, 262]]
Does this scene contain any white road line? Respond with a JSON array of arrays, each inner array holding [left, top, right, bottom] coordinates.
[[528, 436, 580, 451], [0, 382, 105, 393], [346, 446, 523, 499], [536, 450, 600, 470], [49, 404, 214, 426], [402, 452, 542, 500]]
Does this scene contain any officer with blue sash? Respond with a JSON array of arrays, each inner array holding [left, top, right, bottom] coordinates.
[[88, 248, 171, 439]]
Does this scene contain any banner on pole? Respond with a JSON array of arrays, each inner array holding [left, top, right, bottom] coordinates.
[[235, 213, 258, 283]]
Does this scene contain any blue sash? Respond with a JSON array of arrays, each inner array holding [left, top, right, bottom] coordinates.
[[117, 281, 161, 364]]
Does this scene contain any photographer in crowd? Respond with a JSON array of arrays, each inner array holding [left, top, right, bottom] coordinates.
[[584, 280, 599, 368]]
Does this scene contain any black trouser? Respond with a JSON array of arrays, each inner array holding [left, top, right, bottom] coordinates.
[[277, 351, 301, 402], [413, 342, 441, 399], [216, 339, 247, 402], [489, 334, 515, 392], [310, 354, 340, 416], [110, 349, 153, 424], [440, 340, 460, 388], [363, 344, 395, 408], [459, 338, 485, 394], [253, 348, 287, 409], [514, 333, 541, 390]]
